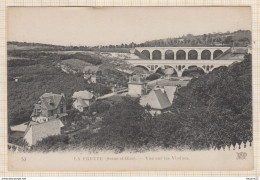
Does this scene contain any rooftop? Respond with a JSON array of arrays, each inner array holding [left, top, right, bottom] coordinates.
[[140, 88, 171, 110], [72, 90, 94, 100], [39, 93, 65, 111]]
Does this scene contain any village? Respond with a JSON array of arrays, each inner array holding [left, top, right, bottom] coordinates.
[[7, 28, 252, 152], [9, 63, 190, 147]]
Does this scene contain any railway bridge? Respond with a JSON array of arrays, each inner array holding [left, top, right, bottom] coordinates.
[[126, 59, 242, 77], [126, 47, 243, 77], [135, 46, 231, 60]]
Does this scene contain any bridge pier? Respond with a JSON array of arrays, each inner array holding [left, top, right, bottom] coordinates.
[[176, 70, 183, 77], [162, 54, 165, 60], [198, 54, 201, 60]]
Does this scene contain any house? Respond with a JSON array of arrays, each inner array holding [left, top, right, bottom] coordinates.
[[72, 90, 95, 112], [140, 86, 172, 115], [83, 66, 102, 83], [23, 118, 64, 146], [163, 85, 177, 104], [31, 93, 67, 122], [128, 74, 147, 97]]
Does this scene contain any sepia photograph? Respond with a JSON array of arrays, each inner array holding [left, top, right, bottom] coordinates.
[[7, 6, 253, 171]]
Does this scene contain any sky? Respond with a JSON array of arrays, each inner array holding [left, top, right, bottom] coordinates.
[[7, 7, 251, 46]]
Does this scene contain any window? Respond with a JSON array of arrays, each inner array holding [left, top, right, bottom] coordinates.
[[50, 110, 54, 116]]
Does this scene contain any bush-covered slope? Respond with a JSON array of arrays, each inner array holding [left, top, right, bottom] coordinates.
[[33, 55, 252, 152], [169, 54, 252, 149]]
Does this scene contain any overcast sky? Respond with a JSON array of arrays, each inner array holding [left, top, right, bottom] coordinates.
[[8, 7, 251, 46]]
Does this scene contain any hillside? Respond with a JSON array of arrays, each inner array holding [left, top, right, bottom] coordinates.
[[32, 54, 252, 152], [7, 49, 129, 127], [8, 30, 251, 54], [135, 30, 251, 47], [168, 54, 252, 149]]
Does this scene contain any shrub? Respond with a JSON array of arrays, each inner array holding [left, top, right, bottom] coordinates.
[[146, 73, 161, 81]]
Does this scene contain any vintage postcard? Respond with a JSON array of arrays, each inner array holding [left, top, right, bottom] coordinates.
[[7, 7, 253, 171]]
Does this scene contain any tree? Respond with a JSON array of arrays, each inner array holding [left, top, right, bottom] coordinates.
[[32, 135, 69, 152], [88, 101, 111, 114]]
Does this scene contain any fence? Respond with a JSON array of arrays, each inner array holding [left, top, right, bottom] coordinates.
[[213, 141, 253, 151]]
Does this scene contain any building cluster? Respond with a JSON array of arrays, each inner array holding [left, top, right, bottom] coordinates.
[[127, 74, 178, 115], [10, 93, 67, 146], [10, 72, 180, 146], [10, 90, 95, 146], [83, 66, 102, 84]]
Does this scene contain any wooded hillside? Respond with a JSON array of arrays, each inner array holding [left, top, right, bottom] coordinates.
[[32, 54, 252, 152]]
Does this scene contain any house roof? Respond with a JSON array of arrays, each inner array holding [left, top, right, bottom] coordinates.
[[140, 88, 171, 110], [76, 98, 89, 108], [72, 90, 94, 100], [23, 118, 64, 138], [39, 93, 65, 111], [164, 86, 177, 104]]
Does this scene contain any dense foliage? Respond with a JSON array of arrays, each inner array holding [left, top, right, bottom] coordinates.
[[7, 57, 110, 126], [146, 73, 161, 81], [88, 101, 111, 115], [68, 55, 251, 151], [8, 59, 37, 67], [135, 30, 251, 47], [31, 135, 70, 152], [169, 54, 252, 149]]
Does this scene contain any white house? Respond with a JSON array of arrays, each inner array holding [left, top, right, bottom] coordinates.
[[23, 118, 64, 146], [140, 85, 177, 115], [140, 86, 171, 115], [128, 74, 147, 97], [72, 90, 95, 112]]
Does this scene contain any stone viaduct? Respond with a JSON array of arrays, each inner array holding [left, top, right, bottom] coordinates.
[[135, 47, 231, 60], [126, 47, 244, 77]]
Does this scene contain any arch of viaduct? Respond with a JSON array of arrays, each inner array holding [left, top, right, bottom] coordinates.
[[135, 47, 231, 60], [126, 60, 242, 77]]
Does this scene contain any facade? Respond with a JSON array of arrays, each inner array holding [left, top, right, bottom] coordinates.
[[83, 66, 102, 84], [23, 119, 64, 146], [128, 74, 147, 97], [31, 93, 67, 122], [72, 90, 95, 112]]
